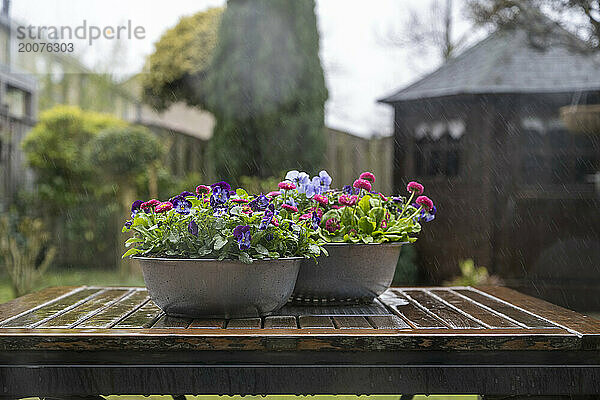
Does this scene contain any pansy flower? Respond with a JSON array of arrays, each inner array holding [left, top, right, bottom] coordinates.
[[259, 204, 278, 230], [232, 225, 251, 250], [311, 170, 332, 194], [188, 220, 199, 237], [310, 211, 321, 230], [249, 194, 269, 211], [285, 170, 310, 192], [172, 196, 192, 215], [131, 200, 143, 218]]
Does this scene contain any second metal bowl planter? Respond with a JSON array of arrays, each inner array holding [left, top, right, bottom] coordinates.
[[291, 242, 403, 305]]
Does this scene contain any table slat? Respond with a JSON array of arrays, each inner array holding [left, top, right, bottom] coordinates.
[[430, 289, 519, 328], [387, 291, 447, 328], [189, 319, 225, 328], [402, 289, 482, 329], [264, 316, 297, 329], [333, 316, 373, 329], [455, 289, 556, 328], [76, 290, 149, 328], [368, 315, 410, 329], [38, 289, 130, 328], [0, 286, 79, 324], [113, 300, 162, 328], [152, 315, 191, 328], [227, 318, 262, 329], [0, 288, 101, 328], [298, 315, 334, 329]]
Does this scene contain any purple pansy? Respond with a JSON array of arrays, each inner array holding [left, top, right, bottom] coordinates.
[[249, 194, 269, 211], [259, 204, 278, 230], [188, 220, 198, 236], [172, 196, 192, 215], [311, 211, 321, 230], [131, 200, 143, 218], [233, 225, 251, 250]]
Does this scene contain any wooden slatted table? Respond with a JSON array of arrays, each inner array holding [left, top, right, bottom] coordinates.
[[0, 285, 599, 398]]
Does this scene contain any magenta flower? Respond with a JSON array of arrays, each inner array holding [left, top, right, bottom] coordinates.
[[353, 179, 372, 192], [282, 204, 299, 212], [314, 194, 329, 205], [377, 193, 389, 202], [325, 218, 340, 233], [380, 220, 388, 229], [299, 213, 311, 220], [155, 201, 173, 213], [278, 181, 296, 190], [231, 198, 249, 204], [266, 191, 282, 198], [196, 185, 210, 196], [359, 171, 376, 183], [407, 181, 424, 195], [415, 195, 434, 212], [339, 194, 358, 206], [141, 199, 160, 209]]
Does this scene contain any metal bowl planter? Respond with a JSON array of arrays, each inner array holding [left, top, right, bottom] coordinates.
[[135, 256, 302, 318], [290, 242, 403, 305], [559, 105, 600, 135]]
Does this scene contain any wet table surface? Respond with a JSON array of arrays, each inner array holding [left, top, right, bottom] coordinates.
[[1, 286, 599, 396]]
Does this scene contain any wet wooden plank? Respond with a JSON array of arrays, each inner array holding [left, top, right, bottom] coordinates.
[[278, 302, 390, 316], [264, 316, 297, 329], [38, 289, 131, 328], [0, 288, 101, 328], [0, 286, 80, 323], [367, 315, 410, 329], [298, 315, 334, 329], [402, 289, 482, 329], [477, 285, 600, 348], [151, 315, 191, 328], [113, 300, 162, 328], [386, 290, 446, 329], [455, 288, 556, 328], [430, 289, 519, 328], [226, 318, 262, 329], [189, 319, 225, 329], [75, 290, 149, 328], [333, 316, 373, 329]]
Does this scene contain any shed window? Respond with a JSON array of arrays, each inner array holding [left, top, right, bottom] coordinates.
[[414, 130, 462, 177]]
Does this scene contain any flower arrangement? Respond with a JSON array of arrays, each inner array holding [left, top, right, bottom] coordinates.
[[270, 170, 436, 244], [122, 181, 325, 263]]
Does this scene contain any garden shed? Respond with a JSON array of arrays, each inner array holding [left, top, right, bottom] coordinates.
[[379, 19, 600, 310]]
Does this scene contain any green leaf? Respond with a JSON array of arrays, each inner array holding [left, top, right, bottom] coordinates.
[[368, 207, 386, 227], [239, 251, 253, 264], [358, 216, 375, 235], [122, 247, 141, 258], [256, 244, 269, 255], [125, 237, 143, 247], [236, 188, 249, 198], [358, 194, 372, 214], [214, 235, 228, 250]]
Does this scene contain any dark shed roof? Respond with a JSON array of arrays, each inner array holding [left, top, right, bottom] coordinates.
[[379, 23, 600, 103]]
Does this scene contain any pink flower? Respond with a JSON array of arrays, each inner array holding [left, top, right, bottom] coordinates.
[[416, 195, 434, 212], [141, 199, 160, 209], [359, 172, 376, 183], [266, 191, 282, 198], [195, 185, 211, 196], [353, 179, 372, 192], [282, 204, 299, 212], [314, 194, 329, 205], [299, 213, 311, 220], [377, 193, 389, 202], [155, 201, 173, 213], [203, 198, 210, 203], [331, 205, 343, 209], [407, 181, 424, 195], [339, 194, 358, 206], [231, 198, 249, 204], [309, 207, 323, 218], [380, 220, 388, 229], [278, 181, 296, 190], [272, 218, 280, 227], [325, 218, 340, 233]]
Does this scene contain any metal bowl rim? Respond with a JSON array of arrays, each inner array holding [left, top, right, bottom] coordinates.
[[321, 241, 408, 247], [132, 255, 304, 262]]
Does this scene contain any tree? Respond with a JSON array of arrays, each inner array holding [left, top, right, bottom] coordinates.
[[379, 0, 473, 63], [141, 7, 223, 110], [467, 0, 600, 50], [204, 0, 328, 180]]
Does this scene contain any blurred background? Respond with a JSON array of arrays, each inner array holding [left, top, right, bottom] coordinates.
[[0, 0, 598, 316]]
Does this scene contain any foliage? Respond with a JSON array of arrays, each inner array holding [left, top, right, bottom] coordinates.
[[444, 259, 503, 286], [467, 0, 600, 50], [122, 184, 325, 263], [87, 125, 163, 180], [21, 106, 126, 209], [392, 244, 419, 285], [268, 170, 436, 244], [142, 7, 223, 110], [204, 0, 328, 180], [0, 212, 56, 297]]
